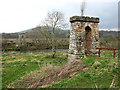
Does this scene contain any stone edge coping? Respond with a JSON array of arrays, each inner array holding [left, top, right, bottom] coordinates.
[[70, 16, 100, 23]]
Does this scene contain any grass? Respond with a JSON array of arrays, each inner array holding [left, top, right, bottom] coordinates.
[[47, 50, 119, 88], [2, 52, 68, 88], [2, 50, 119, 88]]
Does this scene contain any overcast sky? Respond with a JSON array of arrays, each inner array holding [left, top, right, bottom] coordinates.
[[0, 0, 119, 33]]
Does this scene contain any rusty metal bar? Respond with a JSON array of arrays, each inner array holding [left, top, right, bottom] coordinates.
[[96, 48, 119, 50], [96, 48, 119, 58]]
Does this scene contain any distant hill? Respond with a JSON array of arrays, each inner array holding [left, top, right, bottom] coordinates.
[[2, 26, 119, 39], [99, 30, 119, 38], [2, 33, 19, 39]]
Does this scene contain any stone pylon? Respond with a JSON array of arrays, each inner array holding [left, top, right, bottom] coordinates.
[[18, 33, 26, 47], [68, 16, 100, 62]]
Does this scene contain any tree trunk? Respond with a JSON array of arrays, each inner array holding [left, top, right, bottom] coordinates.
[[52, 47, 56, 58], [52, 27, 56, 58]]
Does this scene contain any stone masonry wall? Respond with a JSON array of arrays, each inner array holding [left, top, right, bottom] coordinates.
[[68, 16, 100, 62]]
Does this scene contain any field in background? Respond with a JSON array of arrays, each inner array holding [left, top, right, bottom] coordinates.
[[2, 50, 119, 88], [2, 38, 69, 51], [2, 30, 119, 51]]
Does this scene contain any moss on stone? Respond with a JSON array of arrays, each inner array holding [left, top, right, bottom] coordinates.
[[70, 16, 99, 23]]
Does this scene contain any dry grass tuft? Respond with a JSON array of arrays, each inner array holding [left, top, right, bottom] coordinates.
[[8, 60, 88, 88], [5, 59, 27, 63]]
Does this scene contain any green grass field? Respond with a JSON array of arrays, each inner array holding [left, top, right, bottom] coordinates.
[[2, 50, 119, 88]]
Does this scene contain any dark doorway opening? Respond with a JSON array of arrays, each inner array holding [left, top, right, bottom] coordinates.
[[85, 26, 92, 55]]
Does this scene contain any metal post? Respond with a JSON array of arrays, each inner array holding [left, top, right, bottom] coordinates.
[[113, 50, 115, 58], [98, 48, 100, 57]]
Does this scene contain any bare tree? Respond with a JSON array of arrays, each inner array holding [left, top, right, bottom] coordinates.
[[81, 0, 86, 16], [43, 10, 67, 57]]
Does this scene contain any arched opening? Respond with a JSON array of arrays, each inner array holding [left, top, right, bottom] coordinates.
[[85, 26, 92, 55]]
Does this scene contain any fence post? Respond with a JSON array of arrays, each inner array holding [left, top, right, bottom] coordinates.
[[98, 48, 100, 57], [113, 50, 115, 58]]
